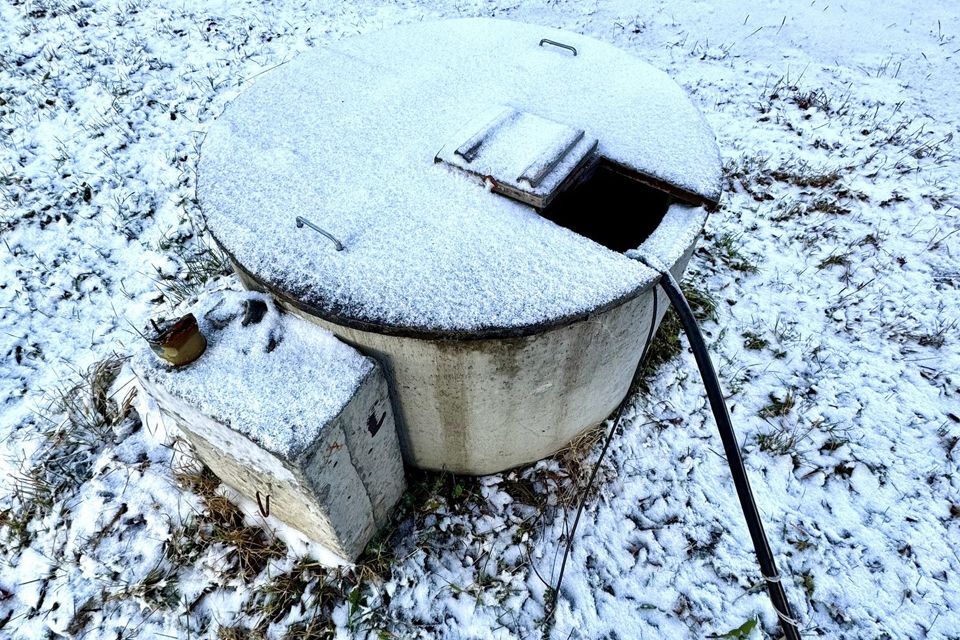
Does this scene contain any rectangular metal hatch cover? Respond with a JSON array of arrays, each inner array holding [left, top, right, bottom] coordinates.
[[435, 105, 599, 209]]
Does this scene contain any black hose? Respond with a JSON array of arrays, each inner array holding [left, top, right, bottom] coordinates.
[[547, 257, 801, 638], [639, 258, 801, 640]]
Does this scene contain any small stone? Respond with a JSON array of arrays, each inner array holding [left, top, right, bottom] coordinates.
[[241, 298, 268, 326]]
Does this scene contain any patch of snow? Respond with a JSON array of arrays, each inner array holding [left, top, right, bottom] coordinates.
[[131, 290, 373, 460], [1, 1, 959, 639], [631, 202, 709, 267]]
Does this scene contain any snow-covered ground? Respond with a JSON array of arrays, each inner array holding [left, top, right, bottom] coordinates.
[[1, 1, 958, 638]]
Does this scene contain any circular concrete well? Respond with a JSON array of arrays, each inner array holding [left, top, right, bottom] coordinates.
[[200, 18, 722, 475]]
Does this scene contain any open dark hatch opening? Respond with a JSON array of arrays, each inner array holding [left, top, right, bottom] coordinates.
[[435, 106, 707, 256], [536, 160, 672, 253]]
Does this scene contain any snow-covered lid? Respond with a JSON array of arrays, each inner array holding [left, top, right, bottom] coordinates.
[[200, 18, 721, 338]]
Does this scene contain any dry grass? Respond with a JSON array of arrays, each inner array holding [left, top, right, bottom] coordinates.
[[757, 428, 808, 457], [109, 563, 181, 611], [741, 331, 769, 351], [724, 153, 846, 204], [51, 357, 129, 446], [4, 356, 131, 549], [172, 465, 287, 581], [759, 390, 797, 418], [712, 231, 760, 274], [550, 424, 608, 508], [282, 619, 334, 640], [771, 195, 851, 222], [217, 626, 264, 640], [153, 232, 232, 308], [819, 256, 851, 272], [247, 558, 318, 627]]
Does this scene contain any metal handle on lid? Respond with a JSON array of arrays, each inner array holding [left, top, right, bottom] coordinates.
[[538, 38, 577, 56], [295, 216, 345, 251]]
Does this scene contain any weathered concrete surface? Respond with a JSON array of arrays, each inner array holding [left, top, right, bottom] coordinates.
[[132, 294, 406, 561], [321, 371, 405, 527], [234, 205, 705, 475], [140, 377, 375, 559]]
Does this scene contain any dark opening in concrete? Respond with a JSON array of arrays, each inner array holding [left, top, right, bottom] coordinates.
[[539, 162, 671, 253]]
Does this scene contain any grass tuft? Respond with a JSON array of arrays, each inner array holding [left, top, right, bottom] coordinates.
[[282, 619, 334, 640], [154, 234, 232, 308], [712, 232, 760, 274], [217, 627, 264, 640], [5, 356, 130, 548], [172, 465, 287, 581], [725, 153, 845, 203], [757, 429, 804, 456], [110, 563, 181, 610], [816, 252, 852, 270], [771, 195, 851, 222], [759, 390, 796, 418], [741, 331, 769, 351], [247, 558, 318, 627], [551, 424, 609, 508]]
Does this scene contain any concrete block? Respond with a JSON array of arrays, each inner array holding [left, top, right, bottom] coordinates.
[[132, 291, 405, 562]]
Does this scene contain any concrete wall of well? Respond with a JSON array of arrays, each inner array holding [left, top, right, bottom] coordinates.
[[234, 238, 696, 476]]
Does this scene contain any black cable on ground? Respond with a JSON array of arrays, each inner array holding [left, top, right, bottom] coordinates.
[[548, 257, 801, 639], [636, 256, 802, 640], [545, 289, 658, 623]]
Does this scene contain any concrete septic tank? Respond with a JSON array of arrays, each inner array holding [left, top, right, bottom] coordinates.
[[200, 19, 722, 475]]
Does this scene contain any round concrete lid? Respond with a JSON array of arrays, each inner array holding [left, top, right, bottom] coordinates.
[[201, 18, 722, 338]]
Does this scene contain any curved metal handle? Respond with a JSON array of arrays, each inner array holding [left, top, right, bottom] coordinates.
[[295, 216, 344, 251], [538, 38, 577, 56], [256, 491, 271, 518]]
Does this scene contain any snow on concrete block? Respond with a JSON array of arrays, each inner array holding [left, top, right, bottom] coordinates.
[[131, 290, 406, 562]]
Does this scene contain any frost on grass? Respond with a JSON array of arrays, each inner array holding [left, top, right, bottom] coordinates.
[[2, 1, 960, 639]]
